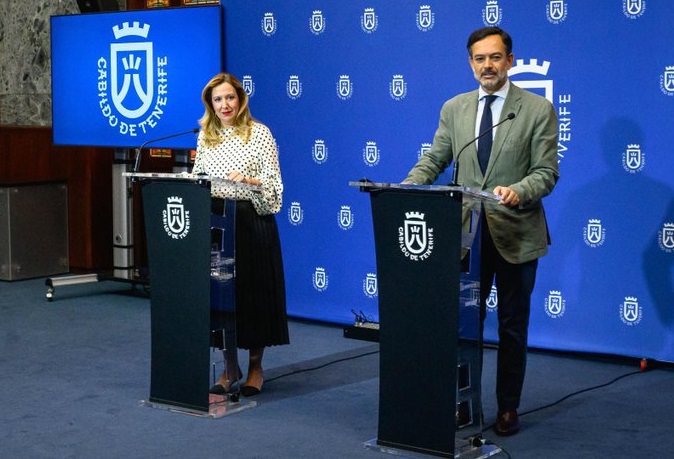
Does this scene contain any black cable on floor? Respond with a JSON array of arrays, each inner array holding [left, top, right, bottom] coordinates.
[[263, 349, 380, 384]]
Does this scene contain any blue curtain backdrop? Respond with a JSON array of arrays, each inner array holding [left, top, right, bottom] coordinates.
[[219, 0, 674, 363]]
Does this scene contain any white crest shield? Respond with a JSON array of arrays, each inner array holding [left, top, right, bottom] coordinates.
[[548, 292, 562, 315], [314, 270, 326, 289], [288, 77, 300, 97], [339, 76, 351, 98], [485, 4, 500, 24], [340, 208, 352, 227], [263, 14, 276, 34], [549, 1, 564, 20], [662, 226, 674, 249], [314, 142, 326, 161], [664, 69, 674, 92], [587, 222, 602, 244], [166, 202, 185, 234], [290, 203, 302, 223], [363, 10, 376, 31], [311, 11, 324, 33], [418, 7, 432, 28], [622, 300, 639, 322], [391, 76, 405, 98], [626, 0, 643, 15], [365, 275, 377, 296], [404, 219, 427, 255], [110, 41, 154, 119], [626, 146, 642, 169], [365, 143, 378, 164]]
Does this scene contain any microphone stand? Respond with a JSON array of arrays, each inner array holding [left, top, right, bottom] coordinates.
[[450, 113, 515, 186]]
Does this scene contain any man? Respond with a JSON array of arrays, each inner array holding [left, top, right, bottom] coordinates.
[[403, 27, 559, 436]]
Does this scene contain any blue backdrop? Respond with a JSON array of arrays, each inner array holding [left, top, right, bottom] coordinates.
[[220, 0, 674, 363]]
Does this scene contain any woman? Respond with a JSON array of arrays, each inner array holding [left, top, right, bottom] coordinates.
[[193, 73, 289, 396]]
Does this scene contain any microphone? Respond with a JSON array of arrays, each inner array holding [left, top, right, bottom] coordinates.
[[133, 128, 199, 173], [450, 112, 515, 186]]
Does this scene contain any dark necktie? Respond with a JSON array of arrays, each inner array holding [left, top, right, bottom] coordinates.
[[477, 95, 497, 174]]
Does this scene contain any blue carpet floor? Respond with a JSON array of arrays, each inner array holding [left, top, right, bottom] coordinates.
[[1, 277, 672, 459]]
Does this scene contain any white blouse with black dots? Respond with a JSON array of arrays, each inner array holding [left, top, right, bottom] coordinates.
[[193, 122, 283, 216]]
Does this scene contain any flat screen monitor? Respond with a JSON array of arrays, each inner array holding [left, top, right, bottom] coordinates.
[[51, 5, 223, 148]]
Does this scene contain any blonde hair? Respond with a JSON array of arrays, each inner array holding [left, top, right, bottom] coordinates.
[[198, 73, 254, 146]]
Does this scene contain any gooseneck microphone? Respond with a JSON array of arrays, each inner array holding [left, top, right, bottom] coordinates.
[[133, 127, 200, 173], [450, 112, 515, 186]]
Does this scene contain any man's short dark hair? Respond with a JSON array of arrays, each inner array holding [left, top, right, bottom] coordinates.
[[467, 27, 513, 56]]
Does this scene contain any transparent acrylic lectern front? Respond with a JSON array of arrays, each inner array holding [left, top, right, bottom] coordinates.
[[351, 181, 502, 459]]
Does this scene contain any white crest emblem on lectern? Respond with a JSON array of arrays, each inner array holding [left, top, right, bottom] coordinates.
[[399, 212, 434, 261], [163, 196, 191, 239]]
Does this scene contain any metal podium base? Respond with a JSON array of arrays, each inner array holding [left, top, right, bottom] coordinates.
[[140, 394, 256, 419], [364, 438, 501, 459], [45, 272, 149, 301]]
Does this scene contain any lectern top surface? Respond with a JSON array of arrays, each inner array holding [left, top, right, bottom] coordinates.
[[349, 180, 500, 202]]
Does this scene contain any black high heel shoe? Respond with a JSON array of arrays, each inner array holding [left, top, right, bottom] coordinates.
[[209, 367, 243, 394]]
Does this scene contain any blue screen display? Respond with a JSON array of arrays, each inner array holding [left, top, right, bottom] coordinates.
[[51, 5, 223, 148]]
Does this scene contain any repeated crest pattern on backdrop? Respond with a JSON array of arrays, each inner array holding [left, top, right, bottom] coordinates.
[[220, 0, 674, 363]]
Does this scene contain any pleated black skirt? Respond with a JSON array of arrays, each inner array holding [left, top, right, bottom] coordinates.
[[212, 199, 289, 350]]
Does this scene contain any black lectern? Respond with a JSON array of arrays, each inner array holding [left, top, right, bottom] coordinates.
[[125, 172, 257, 417], [352, 181, 501, 459]]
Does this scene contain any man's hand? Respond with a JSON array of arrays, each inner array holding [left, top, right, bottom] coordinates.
[[493, 186, 520, 207]]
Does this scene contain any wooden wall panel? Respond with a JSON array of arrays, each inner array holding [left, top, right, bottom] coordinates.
[[0, 126, 114, 271]]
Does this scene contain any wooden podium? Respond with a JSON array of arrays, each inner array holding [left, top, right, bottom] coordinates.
[[353, 181, 501, 458]]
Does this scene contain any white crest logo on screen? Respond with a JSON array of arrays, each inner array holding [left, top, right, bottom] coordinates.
[[659, 66, 674, 96], [509, 59, 570, 162], [262, 12, 277, 36], [242, 75, 255, 98], [583, 219, 605, 248], [623, 0, 646, 19], [658, 223, 674, 253], [98, 22, 169, 138], [546, 1, 568, 24], [389, 75, 407, 101], [310, 10, 325, 35], [416, 5, 435, 32], [486, 285, 498, 311], [399, 212, 434, 261], [418, 143, 432, 159], [163, 196, 190, 239], [622, 144, 645, 173], [313, 267, 328, 292], [482, 1, 502, 26], [288, 201, 304, 226], [361, 8, 379, 33], [545, 290, 566, 318], [338, 206, 354, 231], [337, 75, 353, 100], [312, 140, 328, 165], [620, 296, 642, 326], [286, 75, 303, 100], [363, 273, 378, 298], [509, 59, 554, 103]]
